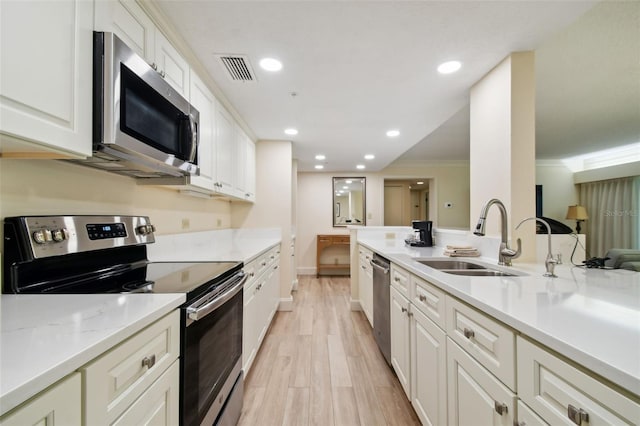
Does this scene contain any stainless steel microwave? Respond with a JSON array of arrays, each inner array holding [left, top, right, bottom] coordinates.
[[72, 32, 199, 178]]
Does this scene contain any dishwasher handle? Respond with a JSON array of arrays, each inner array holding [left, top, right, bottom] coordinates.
[[370, 258, 390, 274]]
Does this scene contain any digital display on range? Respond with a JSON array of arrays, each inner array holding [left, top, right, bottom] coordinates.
[[86, 223, 127, 240]]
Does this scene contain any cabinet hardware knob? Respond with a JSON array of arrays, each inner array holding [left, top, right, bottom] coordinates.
[[418, 294, 427, 302], [151, 62, 158, 70], [568, 404, 589, 425], [408, 312, 414, 317], [160, 70, 166, 78], [494, 401, 508, 415], [394, 277, 400, 282], [463, 328, 475, 339], [401, 307, 408, 313], [142, 354, 156, 369], [274, 265, 279, 269]]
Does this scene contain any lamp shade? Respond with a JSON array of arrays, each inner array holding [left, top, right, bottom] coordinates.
[[566, 205, 589, 221]]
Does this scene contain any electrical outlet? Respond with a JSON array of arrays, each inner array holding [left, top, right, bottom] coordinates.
[[368, 213, 372, 219], [216, 218, 222, 227], [181, 218, 190, 229]]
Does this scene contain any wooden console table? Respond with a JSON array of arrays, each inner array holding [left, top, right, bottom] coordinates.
[[316, 234, 350, 277]]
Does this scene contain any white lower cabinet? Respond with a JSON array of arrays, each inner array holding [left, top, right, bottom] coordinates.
[[447, 337, 516, 426], [243, 245, 281, 374], [81, 310, 180, 425], [517, 336, 640, 426], [358, 245, 373, 326], [411, 305, 448, 426], [390, 285, 412, 397], [0, 373, 81, 426]]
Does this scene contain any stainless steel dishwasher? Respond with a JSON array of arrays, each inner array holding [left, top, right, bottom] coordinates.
[[371, 253, 391, 365]]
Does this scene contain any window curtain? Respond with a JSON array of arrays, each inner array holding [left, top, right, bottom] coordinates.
[[579, 176, 640, 257]]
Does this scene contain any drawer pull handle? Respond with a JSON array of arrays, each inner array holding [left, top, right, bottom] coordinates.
[[401, 307, 408, 313], [394, 277, 400, 282], [568, 404, 589, 425], [494, 401, 508, 415], [463, 328, 475, 339], [418, 294, 427, 302], [142, 355, 156, 369]]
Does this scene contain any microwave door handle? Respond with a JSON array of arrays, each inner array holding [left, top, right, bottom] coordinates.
[[187, 113, 198, 163]]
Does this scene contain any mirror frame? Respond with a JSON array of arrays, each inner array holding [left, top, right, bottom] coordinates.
[[333, 177, 366, 227]]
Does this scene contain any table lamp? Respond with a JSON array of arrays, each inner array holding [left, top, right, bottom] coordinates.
[[566, 205, 588, 233]]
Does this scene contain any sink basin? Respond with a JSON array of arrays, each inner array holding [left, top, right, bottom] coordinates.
[[417, 260, 485, 270], [444, 269, 519, 277]]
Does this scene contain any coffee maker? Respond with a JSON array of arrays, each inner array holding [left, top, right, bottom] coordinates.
[[409, 220, 433, 247]]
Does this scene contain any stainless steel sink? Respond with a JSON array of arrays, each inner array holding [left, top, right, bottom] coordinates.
[[443, 269, 519, 277], [417, 259, 485, 270]]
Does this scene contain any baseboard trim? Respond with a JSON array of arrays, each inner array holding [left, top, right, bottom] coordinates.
[[297, 267, 316, 275], [279, 295, 294, 311], [350, 298, 362, 311]]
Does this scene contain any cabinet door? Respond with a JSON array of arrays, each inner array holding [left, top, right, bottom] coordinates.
[[154, 31, 190, 97], [517, 400, 548, 426], [214, 102, 236, 195], [188, 71, 216, 190], [447, 338, 516, 426], [390, 286, 411, 398], [358, 261, 373, 326], [94, 0, 155, 62], [517, 336, 640, 426], [411, 307, 447, 426], [243, 264, 260, 374], [0, 373, 81, 426], [244, 135, 256, 201], [112, 360, 179, 426], [0, 0, 93, 157]]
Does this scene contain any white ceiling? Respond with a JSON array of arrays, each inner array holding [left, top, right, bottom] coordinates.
[[155, 1, 638, 172]]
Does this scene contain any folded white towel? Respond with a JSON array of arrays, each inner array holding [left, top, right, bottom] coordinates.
[[446, 244, 474, 250], [443, 248, 480, 257]]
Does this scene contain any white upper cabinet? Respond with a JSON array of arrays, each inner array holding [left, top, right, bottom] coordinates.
[[0, 0, 93, 158], [154, 31, 190, 97], [94, 0, 155, 62], [234, 126, 256, 202], [187, 70, 216, 192], [214, 101, 237, 196]]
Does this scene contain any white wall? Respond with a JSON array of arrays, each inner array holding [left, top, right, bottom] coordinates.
[[536, 160, 579, 228], [231, 140, 294, 307], [470, 52, 537, 262], [0, 159, 231, 234]]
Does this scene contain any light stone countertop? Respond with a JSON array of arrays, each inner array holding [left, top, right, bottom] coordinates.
[[0, 293, 185, 416], [358, 237, 640, 397]]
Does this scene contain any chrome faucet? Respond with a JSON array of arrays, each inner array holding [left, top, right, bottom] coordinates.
[[473, 199, 521, 266], [516, 217, 561, 278]]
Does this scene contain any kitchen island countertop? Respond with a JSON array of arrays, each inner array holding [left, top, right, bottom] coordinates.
[[358, 237, 640, 397]]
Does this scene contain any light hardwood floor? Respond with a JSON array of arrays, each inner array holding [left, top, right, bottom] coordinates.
[[238, 276, 421, 426]]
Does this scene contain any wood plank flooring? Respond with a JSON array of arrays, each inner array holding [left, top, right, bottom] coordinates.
[[238, 276, 421, 426]]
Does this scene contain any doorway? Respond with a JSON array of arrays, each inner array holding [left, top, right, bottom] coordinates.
[[384, 179, 432, 226]]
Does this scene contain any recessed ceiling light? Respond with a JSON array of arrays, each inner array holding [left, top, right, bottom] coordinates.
[[284, 128, 298, 135], [386, 130, 400, 137], [416, 181, 424, 185], [437, 60, 462, 74], [364, 154, 375, 160], [315, 154, 326, 160], [345, 180, 352, 184], [259, 57, 283, 72], [315, 164, 324, 170], [343, 186, 349, 189], [356, 164, 365, 170]]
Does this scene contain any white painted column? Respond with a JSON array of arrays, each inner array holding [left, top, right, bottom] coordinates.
[[470, 52, 537, 262]]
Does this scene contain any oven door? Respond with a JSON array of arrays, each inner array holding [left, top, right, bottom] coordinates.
[[181, 272, 246, 426]]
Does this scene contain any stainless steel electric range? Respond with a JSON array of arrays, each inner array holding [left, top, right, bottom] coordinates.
[[3, 215, 245, 426]]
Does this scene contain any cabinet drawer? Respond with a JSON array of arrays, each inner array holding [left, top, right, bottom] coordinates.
[[334, 235, 350, 244], [81, 310, 180, 425], [446, 296, 515, 390], [390, 263, 410, 298], [517, 400, 548, 426], [411, 274, 446, 329], [517, 336, 640, 425], [112, 360, 179, 426]]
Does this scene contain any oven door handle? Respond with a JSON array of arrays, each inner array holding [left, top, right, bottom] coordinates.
[[186, 272, 247, 323]]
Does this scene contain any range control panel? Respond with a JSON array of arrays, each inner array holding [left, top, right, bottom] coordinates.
[[5, 215, 156, 259]]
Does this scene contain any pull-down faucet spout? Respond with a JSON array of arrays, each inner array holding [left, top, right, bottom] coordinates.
[[473, 199, 521, 266]]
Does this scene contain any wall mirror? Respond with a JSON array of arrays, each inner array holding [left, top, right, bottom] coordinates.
[[333, 177, 366, 227]]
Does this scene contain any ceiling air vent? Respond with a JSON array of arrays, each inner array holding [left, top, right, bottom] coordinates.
[[216, 54, 256, 82]]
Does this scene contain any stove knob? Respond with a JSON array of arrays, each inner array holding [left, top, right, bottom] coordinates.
[[52, 229, 66, 242], [136, 224, 156, 236], [33, 230, 46, 244]]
